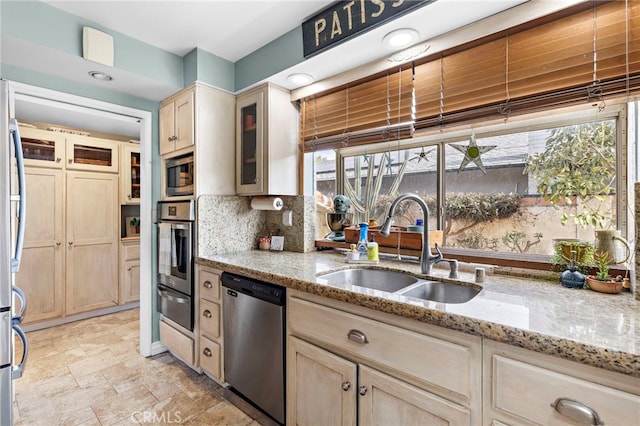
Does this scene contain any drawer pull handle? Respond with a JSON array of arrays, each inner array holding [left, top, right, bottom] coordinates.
[[203, 310, 212, 318], [342, 382, 351, 391], [202, 347, 212, 357], [551, 398, 603, 425], [359, 386, 367, 396], [203, 280, 213, 289], [348, 329, 368, 344]]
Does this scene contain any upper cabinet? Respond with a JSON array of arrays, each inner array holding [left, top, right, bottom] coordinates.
[[120, 144, 141, 204], [236, 83, 298, 196], [159, 83, 236, 199], [159, 89, 194, 156], [19, 127, 119, 173]]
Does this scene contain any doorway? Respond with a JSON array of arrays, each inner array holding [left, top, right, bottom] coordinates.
[[10, 81, 154, 356]]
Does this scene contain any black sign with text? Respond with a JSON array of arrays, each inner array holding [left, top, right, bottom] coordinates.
[[302, 0, 432, 58]]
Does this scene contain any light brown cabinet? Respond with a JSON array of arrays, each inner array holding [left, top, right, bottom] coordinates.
[[483, 340, 640, 426], [16, 167, 64, 324], [16, 126, 124, 325], [159, 83, 235, 200], [159, 89, 194, 156], [119, 240, 140, 304], [120, 144, 140, 204], [287, 292, 479, 425], [235, 83, 298, 196], [197, 265, 224, 382], [65, 171, 119, 315]]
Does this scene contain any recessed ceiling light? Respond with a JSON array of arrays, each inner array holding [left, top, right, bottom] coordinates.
[[88, 71, 113, 81], [287, 73, 314, 86], [383, 28, 419, 49]]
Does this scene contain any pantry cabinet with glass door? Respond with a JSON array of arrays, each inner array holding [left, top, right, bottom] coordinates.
[[16, 125, 121, 324], [236, 83, 298, 196]]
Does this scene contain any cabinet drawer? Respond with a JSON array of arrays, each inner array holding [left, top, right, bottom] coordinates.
[[199, 336, 222, 381], [199, 268, 221, 301], [199, 299, 221, 340], [159, 320, 194, 365], [491, 354, 640, 425], [289, 297, 476, 400], [121, 243, 139, 261]]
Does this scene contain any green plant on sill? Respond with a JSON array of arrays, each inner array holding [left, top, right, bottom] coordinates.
[[592, 250, 613, 281], [129, 217, 140, 227]]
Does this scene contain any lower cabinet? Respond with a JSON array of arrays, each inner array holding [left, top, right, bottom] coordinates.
[[160, 319, 194, 366], [483, 340, 640, 426], [286, 291, 479, 425], [196, 265, 224, 382], [119, 239, 140, 304], [288, 336, 470, 426]]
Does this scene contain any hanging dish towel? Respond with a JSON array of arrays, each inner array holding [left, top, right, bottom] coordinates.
[[158, 223, 172, 276]]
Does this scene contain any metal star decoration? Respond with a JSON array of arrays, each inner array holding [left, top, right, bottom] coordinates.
[[450, 133, 496, 174]]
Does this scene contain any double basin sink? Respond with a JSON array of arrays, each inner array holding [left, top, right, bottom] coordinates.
[[316, 268, 481, 304]]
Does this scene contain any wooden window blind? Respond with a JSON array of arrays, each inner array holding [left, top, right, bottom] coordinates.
[[302, 1, 640, 151], [302, 67, 414, 151]]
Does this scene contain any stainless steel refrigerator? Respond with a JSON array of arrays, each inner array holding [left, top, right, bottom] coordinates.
[[1, 80, 28, 426]]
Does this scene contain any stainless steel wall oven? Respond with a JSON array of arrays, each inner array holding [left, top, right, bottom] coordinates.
[[156, 200, 194, 331]]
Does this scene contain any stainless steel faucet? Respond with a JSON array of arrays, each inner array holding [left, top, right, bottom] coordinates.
[[379, 193, 443, 275]]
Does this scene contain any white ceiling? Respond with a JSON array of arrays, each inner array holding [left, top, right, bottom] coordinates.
[[8, 0, 584, 137]]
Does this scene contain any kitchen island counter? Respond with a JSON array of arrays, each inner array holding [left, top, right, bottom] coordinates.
[[197, 250, 639, 377]]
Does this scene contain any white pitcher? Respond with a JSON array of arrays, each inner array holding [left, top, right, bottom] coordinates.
[[594, 229, 631, 264]]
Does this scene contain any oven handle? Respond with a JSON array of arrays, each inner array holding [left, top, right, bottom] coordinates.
[[157, 288, 190, 304], [171, 223, 190, 230]]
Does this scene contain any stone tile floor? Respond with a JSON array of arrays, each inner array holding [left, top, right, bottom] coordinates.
[[12, 309, 262, 425]]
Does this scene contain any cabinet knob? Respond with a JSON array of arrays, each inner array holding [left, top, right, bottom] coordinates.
[[68, 158, 73, 164], [203, 280, 213, 289], [127, 267, 132, 271], [127, 194, 131, 200], [68, 241, 73, 246], [56, 157, 61, 163], [347, 329, 369, 345], [56, 241, 61, 246], [551, 398, 603, 425], [203, 310, 212, 318], [359, 386, 368, 396], [202, 347, 212, 357], [342, 382, 351, 391]]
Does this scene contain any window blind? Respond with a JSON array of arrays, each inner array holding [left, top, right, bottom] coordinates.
[[302, 1, 640, 151]]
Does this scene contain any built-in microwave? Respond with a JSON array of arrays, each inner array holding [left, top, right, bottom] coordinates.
[[165, 153, 194, 197]]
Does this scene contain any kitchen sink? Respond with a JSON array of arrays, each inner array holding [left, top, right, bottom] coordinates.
[[316, 268, 420, 292], [396, 281, 481, 304], [316, 267, 481, 304]]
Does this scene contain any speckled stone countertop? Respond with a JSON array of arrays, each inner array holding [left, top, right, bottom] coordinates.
[[197, 250, 639, 377]]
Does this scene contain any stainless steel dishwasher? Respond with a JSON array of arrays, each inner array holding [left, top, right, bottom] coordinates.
[[222, 272, 285, 425]]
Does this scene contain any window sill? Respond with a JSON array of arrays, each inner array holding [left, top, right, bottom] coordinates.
[[314, 240, 629, 277]]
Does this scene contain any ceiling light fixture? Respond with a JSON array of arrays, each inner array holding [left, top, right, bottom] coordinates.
[[383, 28, 419, 49], [287, 73, 314, 86], [388, 43, 431, 63], [88, 71, 113, 81]]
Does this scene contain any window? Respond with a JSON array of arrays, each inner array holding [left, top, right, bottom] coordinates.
[[312, 104, 628, 265]]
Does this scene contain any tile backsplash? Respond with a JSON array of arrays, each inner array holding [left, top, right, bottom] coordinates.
[[197, 194, 315, 257]]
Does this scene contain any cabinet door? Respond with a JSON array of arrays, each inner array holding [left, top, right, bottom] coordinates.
[[65, 136, 119, 173], [174, 90, 194, 152], [287, 336, 357, 426], [236, 90, 264, 195], [19, 127, 65, 169], [120, 259, 140, 304], [359, 365, 471, 426], [16, 168, 64, 324], [65, 171, 119, 314], [159, 101, 176, 155], [120, 144, 141, 204]]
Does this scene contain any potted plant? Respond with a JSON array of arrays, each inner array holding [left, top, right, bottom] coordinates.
[[585, 251, 624, 294], [129, 217, 140, 234]]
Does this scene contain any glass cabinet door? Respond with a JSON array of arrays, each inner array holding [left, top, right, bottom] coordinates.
[[19, 127, 65, 168], [66, 136, 119, 173], [121, 145, 141, 204], [236, 90, 264, 194]]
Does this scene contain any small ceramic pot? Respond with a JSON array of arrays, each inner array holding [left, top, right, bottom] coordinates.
[[586, 276, 623, 294], [259, 237, 271, 250]]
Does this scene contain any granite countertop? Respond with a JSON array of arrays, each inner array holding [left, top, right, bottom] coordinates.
[[197, 250, 639, 377]]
